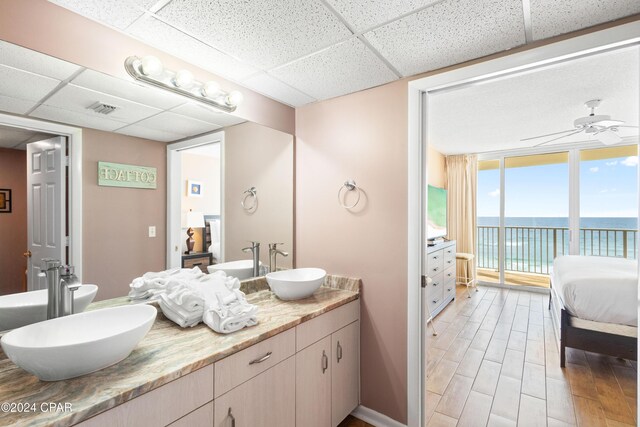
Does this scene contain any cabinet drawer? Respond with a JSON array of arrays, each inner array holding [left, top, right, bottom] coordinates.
[[425, 272, 443, 300], [215, 357, 295, 427], [77, 365, 214, 427], [296, 300, 360, 352], [443, 254, 456, 271], [443, 277, 456, 301], [182, 254, 212, 272], [443, 245, 456, 265], [443, 264, 455, 283], [215, 328, 295, 398], [427, 287, 445, 312], [427, 250, 444, 275]]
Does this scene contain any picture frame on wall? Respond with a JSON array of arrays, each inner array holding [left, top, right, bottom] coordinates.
[[0, 189, 11, 213], [187, 180, 203, 197]]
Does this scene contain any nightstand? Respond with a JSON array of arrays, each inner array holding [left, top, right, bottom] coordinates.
[[181, 252, 213, 273]]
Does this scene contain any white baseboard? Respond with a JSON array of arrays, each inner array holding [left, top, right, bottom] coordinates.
[[351, 405, 407, 427]]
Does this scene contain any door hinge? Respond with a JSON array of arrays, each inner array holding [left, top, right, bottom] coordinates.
[[65, 236, 70, 246], [64, 156, 70, 167]]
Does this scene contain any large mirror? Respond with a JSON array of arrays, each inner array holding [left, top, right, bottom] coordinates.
[[0, 40, 294, 328]]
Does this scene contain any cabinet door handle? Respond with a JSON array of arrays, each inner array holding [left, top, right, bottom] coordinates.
[[447, 288, 452, 292], [249, 351, 272, 365], [228, 408, 235, 427], [432, 267, 439, 272], [432, 299, 440, 304], [337, 341, 343, 363], [322, 350, 328, 373], [433, 255, 439, 259]]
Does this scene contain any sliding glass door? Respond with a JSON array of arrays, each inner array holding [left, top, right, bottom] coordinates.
[[477, 144, 638, 288]]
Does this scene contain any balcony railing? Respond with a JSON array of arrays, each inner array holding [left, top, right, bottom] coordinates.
[[477, 226, 638, 275]]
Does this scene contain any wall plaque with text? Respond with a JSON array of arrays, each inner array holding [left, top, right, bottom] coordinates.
[[98, 161, 157, 189]]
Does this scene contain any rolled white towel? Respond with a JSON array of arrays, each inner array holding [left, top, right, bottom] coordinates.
[[158, 286, 204, 328], [196, 280, 258, 334]]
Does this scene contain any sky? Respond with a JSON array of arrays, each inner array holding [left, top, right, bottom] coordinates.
[[478, 155, 638, 218]]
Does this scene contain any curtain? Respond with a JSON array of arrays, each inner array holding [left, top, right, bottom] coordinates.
[[445, 154, 478, 282]]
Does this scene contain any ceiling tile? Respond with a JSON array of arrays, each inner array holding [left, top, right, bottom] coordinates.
[[270, 38, 397, 100], [42, 84, 162, 124], [364, 0, 526, 77], [242, 73, 316, 107], [133, 111, 221, 136], [30, 105, 128, 132], [115, 123, 184, 142], [0, 95, 38, 115], [325, 0, 440, 32], [0, 41, 82, 81], [156, 0, 352, 69], [72, 69, 186, 110], [127, 15, 258, 81], [0, 65, 60, 101], [530, 0, 640, 40], [170, 103, 247, 127], [48, 0, 149, 29]]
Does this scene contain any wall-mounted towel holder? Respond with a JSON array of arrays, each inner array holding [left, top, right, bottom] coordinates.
[[338, 180, 361, 209], [241, 187, 258, 211]]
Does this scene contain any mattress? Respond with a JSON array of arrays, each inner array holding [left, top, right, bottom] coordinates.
[[551, 255, 638, 327]]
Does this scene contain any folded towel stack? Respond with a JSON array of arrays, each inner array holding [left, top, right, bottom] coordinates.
[[129, 268, 258, 334], [128, 267, 204, 302]]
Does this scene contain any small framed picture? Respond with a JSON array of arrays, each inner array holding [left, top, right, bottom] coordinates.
[[187, 180, 203, 197], [0, 189, 11, 213]]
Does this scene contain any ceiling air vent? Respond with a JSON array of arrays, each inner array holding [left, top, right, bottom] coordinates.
[[87, 102, 118, 115]]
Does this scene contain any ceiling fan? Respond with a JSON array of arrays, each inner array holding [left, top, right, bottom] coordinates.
[[521, 99, 638, 146]]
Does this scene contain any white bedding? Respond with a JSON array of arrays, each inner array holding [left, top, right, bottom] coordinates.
[[551, 255, 638, 327]]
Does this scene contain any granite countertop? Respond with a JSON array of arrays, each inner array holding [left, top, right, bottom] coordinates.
[[0, 278, 360, 427]]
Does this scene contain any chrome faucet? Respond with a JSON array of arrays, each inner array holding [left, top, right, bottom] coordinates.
[[268, 243, 289, 273], [241, 241, 261, 277], [40, 259, 82, 319]]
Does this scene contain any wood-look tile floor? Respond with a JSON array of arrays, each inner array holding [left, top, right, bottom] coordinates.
[[426, 285, 637, 427]]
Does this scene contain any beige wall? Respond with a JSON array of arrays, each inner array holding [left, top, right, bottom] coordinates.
[[82, 129, 166, 301], [224, 122, 293, 268], [296, 79, 410, 423], [0, 148, 26, 295], [0, 0, 295, 135], [181, 152, 221, 253]]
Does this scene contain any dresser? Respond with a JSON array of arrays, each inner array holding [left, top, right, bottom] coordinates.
[[181, 252, 213, 273], [425, 240, 456, 318]]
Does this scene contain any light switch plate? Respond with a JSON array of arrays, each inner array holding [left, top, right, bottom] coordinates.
[[148, 226, 156, 238]]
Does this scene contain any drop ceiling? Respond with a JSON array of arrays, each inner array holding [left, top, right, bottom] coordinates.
[[47, 0, 640, 107], [0, 124, 56, 150], [0, 40, 246, 143], [428, 45, 640, 155]]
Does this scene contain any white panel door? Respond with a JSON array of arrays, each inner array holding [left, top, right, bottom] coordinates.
[[27, 137, 65, 291]]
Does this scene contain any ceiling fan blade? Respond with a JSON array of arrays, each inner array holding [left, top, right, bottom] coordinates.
[[597, 129, 623, 145], [611, 125, 639, 128], [534, 130, 584, 147], [591, 119, 625, 127], [520, 129, 576, 142]]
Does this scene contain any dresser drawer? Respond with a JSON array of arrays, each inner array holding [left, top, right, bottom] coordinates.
[[425, 272, 444, 300], [427, 289, 445, 312], [182, 253, 212, 273], [444, 277, 456, 301], [214, 328, 295, 398], [427, 250, 444, 275], [443, 245, 456, 265], [443, 264, 455, 283]]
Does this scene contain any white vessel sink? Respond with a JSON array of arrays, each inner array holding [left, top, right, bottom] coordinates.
[[266, 268, 326, 300], [1, 304, 157, 381], [0, 285, 98, 331], [208, 260, 262, 280]]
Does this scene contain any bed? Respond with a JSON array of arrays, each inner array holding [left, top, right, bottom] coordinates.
[[549, 255, 637, 367]]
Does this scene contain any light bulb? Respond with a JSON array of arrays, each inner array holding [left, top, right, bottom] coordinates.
[[139, 55, 163, 77], [173, 69, 194, 88], [225, 90, 244, 107], [202, 81, 221, 98]]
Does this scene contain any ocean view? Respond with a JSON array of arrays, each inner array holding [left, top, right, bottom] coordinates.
[[476, 217, 638, 274]]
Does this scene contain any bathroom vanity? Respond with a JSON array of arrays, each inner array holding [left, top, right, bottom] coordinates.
[[0, 281, 360, 427]]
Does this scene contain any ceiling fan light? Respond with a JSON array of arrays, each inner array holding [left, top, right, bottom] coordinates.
[[139, 55, 163, 77], [597, 129, 623, 145]]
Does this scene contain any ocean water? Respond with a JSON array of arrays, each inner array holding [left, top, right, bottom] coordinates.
[[477, 217, 638, 274]]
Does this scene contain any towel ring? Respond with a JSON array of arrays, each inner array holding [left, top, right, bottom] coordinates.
[[241, 187, 258, 211], [338, 180, 361, 209]]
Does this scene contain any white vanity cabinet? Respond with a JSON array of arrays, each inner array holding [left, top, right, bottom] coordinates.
[[295, 301, 360, 427], [74, 300, 359, 427]]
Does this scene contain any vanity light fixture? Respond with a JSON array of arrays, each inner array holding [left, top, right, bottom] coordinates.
[[124, 55, 243, 113]]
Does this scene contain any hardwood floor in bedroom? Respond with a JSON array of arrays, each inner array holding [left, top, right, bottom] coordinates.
[[426, 285, 637, 427]]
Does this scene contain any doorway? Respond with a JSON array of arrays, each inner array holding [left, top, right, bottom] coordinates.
[[407, 22, 640, 427]]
